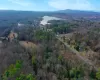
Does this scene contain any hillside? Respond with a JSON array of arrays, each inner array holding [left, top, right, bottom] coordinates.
[[0, 10, 100, 80]]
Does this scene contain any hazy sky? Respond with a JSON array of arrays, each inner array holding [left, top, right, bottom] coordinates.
[[0, 0, 100, 11]]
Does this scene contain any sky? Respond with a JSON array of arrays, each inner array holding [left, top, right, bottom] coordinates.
[[0, 0, 100, 11]]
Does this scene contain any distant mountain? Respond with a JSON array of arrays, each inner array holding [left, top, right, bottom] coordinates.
[[56, 9, 100, 20], [57, 9, 100, 14]]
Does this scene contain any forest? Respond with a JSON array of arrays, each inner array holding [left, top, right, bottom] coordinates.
[[0, 10, 100, 80]]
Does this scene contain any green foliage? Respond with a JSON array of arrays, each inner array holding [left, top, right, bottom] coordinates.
[[45, 46, 53, 53], [32, 56, 36, 65], [26, 74, 36, 80], [74, 42, 80, 51], [16, 74, 26, 80], [58, 55, 63, 61], [70, 67, 84, 79], [15, 60, 22, 69], [2, 60, 22, 80], [35, 30, 53, 42], [16, 74, 36, 80], [53, 26, 73, 34], [89, 69, 96, 79], [2, 60, 36, 80], [96, 68, 100, 80]]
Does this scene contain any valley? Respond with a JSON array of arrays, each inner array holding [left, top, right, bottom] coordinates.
[[0, 10, 100, 80]]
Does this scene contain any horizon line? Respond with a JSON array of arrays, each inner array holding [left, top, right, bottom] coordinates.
[[0, 9, 100, 13]]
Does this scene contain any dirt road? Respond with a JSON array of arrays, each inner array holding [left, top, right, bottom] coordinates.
[[56, 36, 98, 71]]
